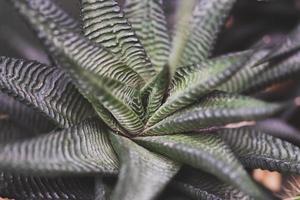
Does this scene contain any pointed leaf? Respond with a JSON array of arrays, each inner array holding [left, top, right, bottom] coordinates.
[[0, 57, 94, 128], [81, 0, 155, 80], [135, 134, 267, 199], [169, 0, 237, 68], [0, 172, 94, 200], [0, 119, 119, 176], [147, 51, 251, 127], [10, 0, 80, 65], [219, 126, 300, 174], [109, 133, 180, 200], [10, 0, 144, 87], [124, 0, 171, 70], [145, 92, 282, 135]]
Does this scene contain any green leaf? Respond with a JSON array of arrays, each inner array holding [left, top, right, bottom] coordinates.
[[171, 168, 255, 200], [109, 133, 180, 200], [66, 67, 145, 135], [81, 0, 155, 81], [9, 0, 144, 88], [0, 57, 94, 128], [0, 92, 54, 133], [0, 119, 119, 176], [141, 65, 170, 119], [135, 134, 267, 199], [219, 126, 300, 174], [124, 0, 171, 70], [0, 172, 94, 200], [169, 0, 237, 68], [144, 92, 282, 135], [10, 0, 80, 65], [147, 51, 251, 127]]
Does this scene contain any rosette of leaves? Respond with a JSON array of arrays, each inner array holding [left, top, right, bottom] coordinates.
[[1, 0, 300, 199]]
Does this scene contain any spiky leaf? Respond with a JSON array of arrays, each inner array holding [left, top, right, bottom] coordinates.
[[169, 0, 237, 68], [147, 51, 251, 126], [81, 0, 155, 80], [109, 133, 180, 200], [0, 57, 94, 128], [219, 126, 300, 173], [145, 92, 282, 135], [135, 134, 266, 199], [124, 0, 170, 70], [0, 119, 118, 176]]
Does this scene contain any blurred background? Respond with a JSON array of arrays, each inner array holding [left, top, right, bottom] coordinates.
[[0, 0, 300, 198]]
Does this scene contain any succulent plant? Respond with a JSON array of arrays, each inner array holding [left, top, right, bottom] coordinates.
[[1, 0, 300, 199]]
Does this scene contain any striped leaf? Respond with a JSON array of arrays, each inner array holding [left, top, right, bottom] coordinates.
[[171, 168, 256, 200], [256, 119, 300, 147], [169, 0, 237, 68], [0, 172, 94, 200], [10, 0, 80, 65], [64, 65, 145, 135], [10, 0, 144, 88], [147, 51, 251, 127], [135, 134, 267, 199], [0, 57, 94, 128], [0, 119, 119, 176], [124, 0, 171, 70], [81, 0, 155, 81], [219, 127, 300, 174], [109, 133, 180, 200], [141, 65, 170, 119], [145, 92, 281, 135], [0, 92, 54, 133]]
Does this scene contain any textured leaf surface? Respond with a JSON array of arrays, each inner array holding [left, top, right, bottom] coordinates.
[[10, 0, 80, 65], [171, 168, 254, 200], [124, 0, 170, 70], [0, 57, 94, 128], [135, 134, 266, 199], [109, 133, 180, 200], [145, 92, 282, 135], [0, 92, 54, 133], [169, 0, 237, 67], [219, 127, 300, 173], [0, 172, 94, 200], [147, 51, 251, 127], [81, 0, 155, 81], [0, 119, 119, 176], [10, 0, 144, 88]]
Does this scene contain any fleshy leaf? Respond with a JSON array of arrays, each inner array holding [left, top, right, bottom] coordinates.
[[109, 133, 180, 200], [219, 126, 300, 174], [135, 134, 267, 199], [144, 92, 282, 135], [81, 0, 155, 81], [169, 0, 237, 68], [0, 57, 94, 128], [0, 92, 54, 133], [124, 0, 170, 70], [0, 119, 119, 176], [0, 172, 94, 200], [147, 51, 251, 127], [171, 168, 256, 200], [9, 0, 144, 87], [10, 0, 80, 65]]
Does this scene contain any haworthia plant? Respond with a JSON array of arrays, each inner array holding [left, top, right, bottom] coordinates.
[[1, 0, 300, 199]]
